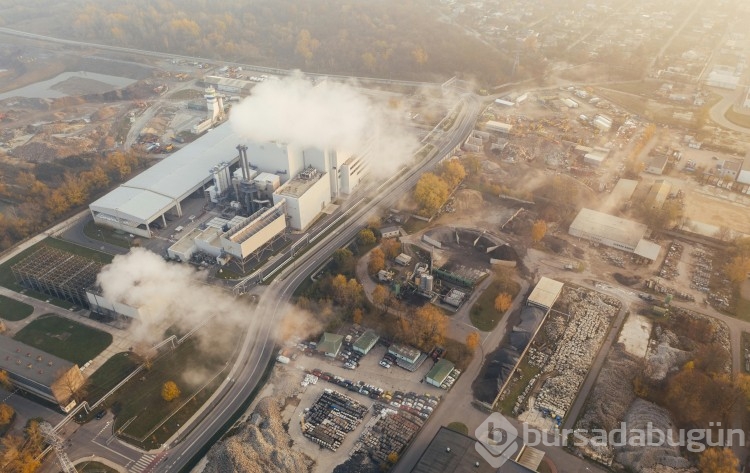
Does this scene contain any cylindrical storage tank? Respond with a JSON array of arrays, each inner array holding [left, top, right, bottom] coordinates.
[[421, 275, 434, 292]]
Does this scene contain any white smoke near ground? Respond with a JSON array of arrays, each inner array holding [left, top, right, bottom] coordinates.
[[230, 72, 421, 178], [97, 248, 322, 352]]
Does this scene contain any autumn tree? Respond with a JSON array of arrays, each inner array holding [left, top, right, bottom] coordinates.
[[161, 381, 181, 402], [295, 29, 320, 63], [466, 332, 480, 351], [698, 447, 739, 473], [358, 228, 376, 246], [331, 274, 363, 311], [494, 293, 512, 313], [725, 256, 750, 285], [531, 220, 547, 243], [372, 285, 389, 311], [0, 370, 10, 389], [0, 403, 14, 425], [332, 248, 355, 275], [407, 305, 448, 350], [439, 160, 466, 188], [414, 172, 449, 216], [381, 239, 402, 259], [352, 308, 363, 325], [368, 248, 386, 275]]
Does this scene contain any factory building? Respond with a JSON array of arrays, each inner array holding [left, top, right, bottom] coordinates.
[[484, 120, 513, 134], [527, 277, 564, 311], [569, 208, 661, 261], [0, 335, 85, 411], [91, 120, 366, 238], [86, 288, 142, 320], [273, 167, 331, 230]]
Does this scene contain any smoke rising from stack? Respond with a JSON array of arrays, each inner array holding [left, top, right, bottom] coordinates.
[[230, 73, 420, 178], [97, 248, 321, 351]]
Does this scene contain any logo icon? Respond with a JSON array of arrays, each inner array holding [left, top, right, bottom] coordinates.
[[475, 412, 519, 467]]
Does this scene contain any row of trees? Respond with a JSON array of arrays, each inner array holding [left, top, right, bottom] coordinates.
[[413, 160, 466, 216], [0, 151, 145, 250]]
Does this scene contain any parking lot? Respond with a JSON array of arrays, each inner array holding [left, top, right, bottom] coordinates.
[[283, 341, 447, 472]]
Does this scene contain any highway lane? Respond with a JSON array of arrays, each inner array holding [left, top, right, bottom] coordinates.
[[149, 95, 482, 473]]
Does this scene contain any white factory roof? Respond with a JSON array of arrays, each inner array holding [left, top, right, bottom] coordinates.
[[527, 277, 564, 310], [738, 170, 750, 185], [634, 239, 661, 261], [90, 122, 242, 223], [570, 208, 647, 248], [608, 179, 638, 203]]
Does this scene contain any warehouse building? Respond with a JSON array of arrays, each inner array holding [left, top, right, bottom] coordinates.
[[484, 120, 513, 134], [645, 154, 669, 175], [318, 333, 344, 358], [388, 344, 422, 365], [0, 336, 85, 411], [411, 426, 540, 473], [86, 288, 142, 320], [569, 208, 661, 261], [527, 277, 564, 311], [353, 330, 380, 355], [425, 359, 455, 388]]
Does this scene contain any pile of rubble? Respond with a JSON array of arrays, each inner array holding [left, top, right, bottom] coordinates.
[[658, 241, 682, 280], [601, 250, 626, 268], [689, 248, 712, 293], [302, 389, 368, 451], [202, 397, 314, 473], [353, 406, 424, 464], [614, 399, 694, 472], [534, 288, 619, 418]]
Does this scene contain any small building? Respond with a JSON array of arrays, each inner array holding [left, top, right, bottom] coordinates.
[[317, 333, 343, 357], [443, 288, 466, 307], [395, 253, 412, 266], [0, 335, 85, 411], [388, 344, 421, 364], [380, 226, 402, 239], [377, 270, 394, 282], [720, 158, 743, 181], [426, 359, 455, 388], [484, 120, 513, 134], [645, 154, 669, 175], [353, 330, 380, 355], [527, 277, 564, 311], [583, 152, 607, 167]]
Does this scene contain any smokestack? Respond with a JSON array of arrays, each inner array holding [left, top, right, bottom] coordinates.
[[236, 144, 249, 180]]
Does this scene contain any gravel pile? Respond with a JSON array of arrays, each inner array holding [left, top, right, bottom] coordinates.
[[202, 397, 314, 473]]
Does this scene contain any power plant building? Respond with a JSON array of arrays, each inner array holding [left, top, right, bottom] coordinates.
[[273, 166, 331, 230], [569, 208, 661, 261]]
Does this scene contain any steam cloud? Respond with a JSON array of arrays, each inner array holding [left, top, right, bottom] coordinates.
[[230, 73, 420, 178], [97, 248, 327, 350]]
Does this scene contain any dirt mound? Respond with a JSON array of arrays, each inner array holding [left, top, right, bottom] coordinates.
[[453, 189, 484, 211], [203, 397, 315, 473], [613, 273, 641, 286]]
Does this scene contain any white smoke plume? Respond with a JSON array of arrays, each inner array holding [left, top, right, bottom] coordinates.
[[229, 73, 420, 178], [97, 248, 328, 351]]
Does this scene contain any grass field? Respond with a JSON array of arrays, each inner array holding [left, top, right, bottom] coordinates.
[[13, 314, 112, 365], [470, 275, 521, 332], [0, 295, 34, 321], [111, 329, 243, 449], [0, 238, 114, 308], [735, 293, 750, 323], [74, 461, 119, 473], [86, 352, 141, 405], [446, 422, 468, 435], [83, 220, 132, 249]]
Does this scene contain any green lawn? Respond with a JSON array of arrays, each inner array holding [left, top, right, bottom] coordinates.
[[13, 314, 112, 365], [83, 220, 133, 249], [470, 276, 521, 332], [446, 422, 468, 435], [111, 329, 243, 449], [74, 461, 120, 473], [0, 295, 34, 321], [86, 352, 141, 405], [496, 358, 540, 415]]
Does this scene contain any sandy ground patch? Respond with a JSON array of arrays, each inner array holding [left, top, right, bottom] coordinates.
[[682, 187, 750, 235], [617, 314, 652, 358]]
